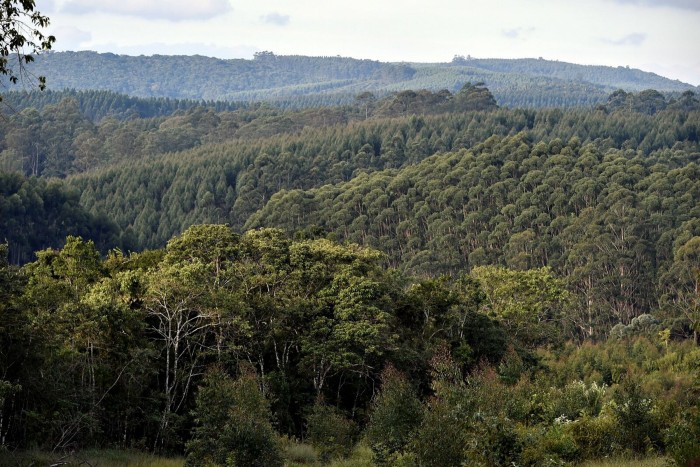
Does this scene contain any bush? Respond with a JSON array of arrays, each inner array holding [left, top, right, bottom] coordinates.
[[612, 376, 660, 454], [185, 365, 283, 467], [664, 411, 700, 467], [518, 423, 578, 466], [554, 380, 607, 420], [365, 366, 422, 464], [281, 438, 318, 465], [567, 413, 619, 459], [305, 402, 357, 462], [464, 414, 522, 466], [411, 396, 469, 467]]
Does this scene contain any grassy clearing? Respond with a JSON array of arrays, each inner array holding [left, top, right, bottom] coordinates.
[[0, 447, 671, 466], [0, 449, 184, 467], [282, 440, 374, 467], [581, 456, 670, 467]]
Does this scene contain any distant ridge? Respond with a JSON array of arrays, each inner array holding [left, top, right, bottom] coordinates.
[[4, 51, 697, 109]]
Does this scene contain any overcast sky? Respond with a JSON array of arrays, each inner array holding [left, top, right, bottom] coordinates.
[[39, 0, 699, 86]]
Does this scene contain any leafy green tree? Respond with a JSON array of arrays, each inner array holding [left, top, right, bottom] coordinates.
[[472, 266, 569, 348], [664, 410, 700, 467], [0, 243, 24, 446], [355, 91, 376, 119], [17, 237, 125, 449], [0, 0, 55, 94], [612, 376, 659, 454], [144, 257, 221, 448], [365, 365, 422, 464], [410, 347, 470, 467], [659, 236, 700, 343], [306, 401, 357, 462], [186, 365, 283, 467]]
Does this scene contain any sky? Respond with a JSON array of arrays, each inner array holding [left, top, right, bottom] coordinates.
[[38, 0, 700, 86]]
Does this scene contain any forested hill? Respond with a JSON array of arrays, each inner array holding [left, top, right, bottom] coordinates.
[[1, 70, 700, 463], [8, 51, 698, 108]]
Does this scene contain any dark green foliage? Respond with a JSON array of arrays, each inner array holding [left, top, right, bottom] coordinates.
[[517, 424, 578, 466], [612, 376, 659, 454], [1, 89, 245, 121], [409, 347, 470, 466], [1, 72, 700, 465], [374, 84, 498, 117], [567, 414, 618, 459], [305, 402, 357, 462], [464, 414, 523, 466], [664, 410, 700, 467], [365, 366, 422, 463], [0, 171, 119, 263], [10, 236, 155, 450], [0, 226, 698, 464], [248, 112, 700, 338], [186, 366, 283, 467], [411, 395, 469, 466]]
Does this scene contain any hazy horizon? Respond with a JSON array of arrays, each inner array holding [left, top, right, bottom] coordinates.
[[39, 0, 700, 86]]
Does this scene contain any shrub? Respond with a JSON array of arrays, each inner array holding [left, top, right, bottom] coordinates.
[[612, 376, 660, 454], [411, 396, 469, 467], [464, 414, 522, 466], [567, 413, 619, 459], [365, 365, 422, 464], [305, 402, 357, 462], [185, 365, 283, 467], [518, 423, 578, 466], [664, 411, 700, 467], [554, 380, 607, 420], [281, 438, 318, 465]]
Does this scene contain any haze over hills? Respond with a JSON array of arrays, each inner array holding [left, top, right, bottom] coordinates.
[[8, 50, 698, 109]]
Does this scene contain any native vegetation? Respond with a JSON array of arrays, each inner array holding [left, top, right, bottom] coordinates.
[[1, 54, 699, 464]]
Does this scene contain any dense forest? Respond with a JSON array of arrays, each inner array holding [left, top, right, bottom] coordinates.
[[1, 81, 700, 465], [1, 227, 699, 465], [5, 51, 698, 108]]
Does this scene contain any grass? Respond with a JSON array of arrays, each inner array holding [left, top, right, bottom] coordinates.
[[0, 449, 185, 467], [0, 446, 671, 467], [326, 444, 374, 467], [581, 455, 670, 467], [282, 440, 374, 467], [283, 440, 318, 465]]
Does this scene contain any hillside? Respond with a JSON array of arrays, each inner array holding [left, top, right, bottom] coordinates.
[[1, 74, 700, 465], [2, 87, 698, 262], [7, 51, 698, 108]]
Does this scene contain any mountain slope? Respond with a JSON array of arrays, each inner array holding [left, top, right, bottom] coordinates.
[[7, 51, 697, 108]]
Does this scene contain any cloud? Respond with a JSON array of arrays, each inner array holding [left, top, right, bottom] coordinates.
[[261, 12, 290, 26], [607, 0, 700, 11], [603, 33, 647, 46], [37, 0, 57, 14], [62, 0, 232, 21], [51, 26, 92, 50], [501, 27, 535, 40]]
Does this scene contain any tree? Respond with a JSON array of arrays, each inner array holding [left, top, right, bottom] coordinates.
[[0, 0, 55, 94], [355, 91, 376, 119], [186, 365, 283, 467], [306, 401, 357, 462], [659, 236, 700, 343], [144, 259, 222, 450], [0, 243, 24, 448], [472, 266, 569, 348], [366, 365, 422, 463]]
